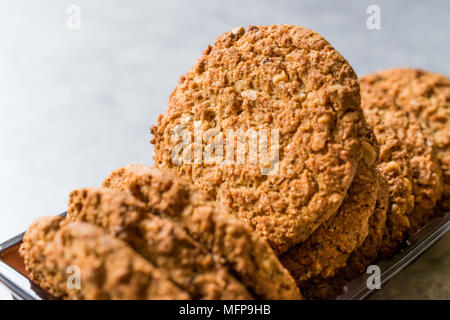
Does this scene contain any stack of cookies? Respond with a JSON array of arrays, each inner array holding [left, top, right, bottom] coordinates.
[[20, 25, 449, 300]]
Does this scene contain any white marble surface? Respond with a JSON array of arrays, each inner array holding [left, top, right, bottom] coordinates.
[[0, 0, 448, 300]]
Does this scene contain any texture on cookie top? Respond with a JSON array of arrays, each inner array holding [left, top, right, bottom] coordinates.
[[151, 24, 368, 253], [361, 68, 449, 211]]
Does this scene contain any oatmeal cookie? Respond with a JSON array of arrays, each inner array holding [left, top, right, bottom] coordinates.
[[360, 76, 443, 235], [361, 69, 449, 212], [151, 25, 369, 253], [67, 187, 253, 300], [102, 164, 302, 300], [19, 216, 189, 300]]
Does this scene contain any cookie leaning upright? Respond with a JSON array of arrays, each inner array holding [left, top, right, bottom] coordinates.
[[361, 71, 445, 231], [362, 69, 449, 212], [151, 25, 368, 253]]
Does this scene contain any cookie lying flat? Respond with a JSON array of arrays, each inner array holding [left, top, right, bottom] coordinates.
[[361, 69, 449, 212], [19, 216, 189, 300], [151, 25, 369, 254], [102, 164, 301, 300], [299, 174, 389, 300], [280, 155, 378, 284], [360, 78, 443, 239], [67, 187, 253, 300]]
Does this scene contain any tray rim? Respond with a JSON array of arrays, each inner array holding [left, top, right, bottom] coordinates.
[[337, 211, 450, 300]]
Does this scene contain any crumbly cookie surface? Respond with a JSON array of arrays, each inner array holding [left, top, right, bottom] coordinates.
[[19, 216, 189, 300], [151, 25, 368, 253], [361, 69, 449, 212], [68, 187, 253, 300], [102, 164, 302, 300], [360, 78, 443, 238]]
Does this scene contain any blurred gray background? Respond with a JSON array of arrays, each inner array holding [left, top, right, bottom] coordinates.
[[0, 0, 448, 299]]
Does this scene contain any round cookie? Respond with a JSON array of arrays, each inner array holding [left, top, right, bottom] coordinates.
[[360, 76, 444, 234], [152, 25, 369, 254], [361, 69, 449, 212]]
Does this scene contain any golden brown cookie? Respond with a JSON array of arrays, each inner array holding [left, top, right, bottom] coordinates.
[[19, 216, 189, 300], [151, 25, 370, 254], [102, 164, 302, 300], [361, 68, 449, 212], [67, 187, 253, 300], [360, 76, 443, 236]]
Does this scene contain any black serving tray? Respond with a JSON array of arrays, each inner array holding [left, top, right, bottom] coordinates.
[[0, 212, 448, 300]]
